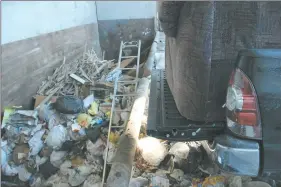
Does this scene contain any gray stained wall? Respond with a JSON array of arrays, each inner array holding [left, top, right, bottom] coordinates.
[[96, 1, 156, 60], [1, 1, 156, 109], [1, 2, 100, 109]]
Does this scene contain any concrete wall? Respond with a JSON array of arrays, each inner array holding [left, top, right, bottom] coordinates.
[[96, 1, 156, 20], [2, 1, 98, 44], [96, 1, 156, 60], [1, 1, 101, 109]]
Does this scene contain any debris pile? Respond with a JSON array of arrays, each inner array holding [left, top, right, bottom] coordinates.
[[37, 49, 115, 96], [1, 45, 274, 187], [1, 47, 137, 187], [1, 94, 128, 187]]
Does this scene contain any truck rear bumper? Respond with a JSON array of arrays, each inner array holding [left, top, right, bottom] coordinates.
[[203, 135, 260, 177]]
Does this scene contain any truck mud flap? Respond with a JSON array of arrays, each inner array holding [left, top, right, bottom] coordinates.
[[147, 70, 225, 141]]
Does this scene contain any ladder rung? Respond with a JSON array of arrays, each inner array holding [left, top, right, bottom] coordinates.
[[122, 45, 138, 48], [115, 94, 137, 97], [117, 80, 137, 83], [119, 68, 136, 70], [114, 109, 131, 112], [111, 126, 125, 128], [121, 56, 137, 59]]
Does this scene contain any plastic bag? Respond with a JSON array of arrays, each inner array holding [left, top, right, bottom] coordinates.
[[17, 165, 32, 182], [1, 141, 18, 176], [1, 148, 7, 166], [38, 104, 61, 129], [68, 165, 92, 186], [29, 130, 45, 156], [54, 96, 84, 114], [31, 123, 43, 136], [77, 113, 92, 128], [46, 125, 68, 150], [83, 94, 94, 108], [106, 69, 122, 82], [1, 164, 19, 176], [88, 102, 99, 116], [1, 148, 18, 176], [86, 139, 106, 156], [50, 151, 67, 167]]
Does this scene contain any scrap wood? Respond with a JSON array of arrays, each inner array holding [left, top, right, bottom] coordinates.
[[70, 74, 87, 84], [109, 58, 135, 73], [93, 60, 114, 77], [119, 58, 135, 68], [79, 67, 92, 82], [126, 63, 145, 77], [37, 48, 115, 96]]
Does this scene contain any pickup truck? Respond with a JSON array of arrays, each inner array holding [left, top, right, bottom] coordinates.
[[147, 1, 281, 179], [147, 49, 281, 178]]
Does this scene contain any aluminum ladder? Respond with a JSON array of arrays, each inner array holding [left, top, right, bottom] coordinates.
[[101, 40, 141, 186]]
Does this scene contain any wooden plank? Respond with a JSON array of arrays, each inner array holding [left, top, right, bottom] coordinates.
[[69, 73, 86, 84]]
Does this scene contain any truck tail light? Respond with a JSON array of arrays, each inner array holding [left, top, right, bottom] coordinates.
[[226, 68, 262, 139]]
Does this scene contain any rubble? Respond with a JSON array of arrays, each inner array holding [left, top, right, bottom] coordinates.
[[2, 45, 272, 187], [137, 137, 168, 167], [83, 174, 102, 187], [129, 177, 149, 187], [150, 176, 170, 187], [170, 169, 184, 181]]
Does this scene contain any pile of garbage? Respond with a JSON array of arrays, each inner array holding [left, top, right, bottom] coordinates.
[[2, 45, 275, 187], [1, 93, 133, 187], [1, 48, 137, 187]]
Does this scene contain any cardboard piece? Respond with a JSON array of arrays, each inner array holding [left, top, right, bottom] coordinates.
[[34, 96, 57, 108]]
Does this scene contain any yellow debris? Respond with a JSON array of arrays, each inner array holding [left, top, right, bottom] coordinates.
[[109, 132, 120, 145], [77, 113, 92, 128], [105, 111, 111, 118], [88, 102, 99, 116]]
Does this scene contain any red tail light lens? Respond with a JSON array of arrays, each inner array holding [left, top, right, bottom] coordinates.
[[226, 68, 262, 139]]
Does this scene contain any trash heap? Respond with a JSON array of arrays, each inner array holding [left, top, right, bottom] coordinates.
[[1, 92, 134, 187], [1, 46, 274, 187], [1, 48, 137, 187]]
